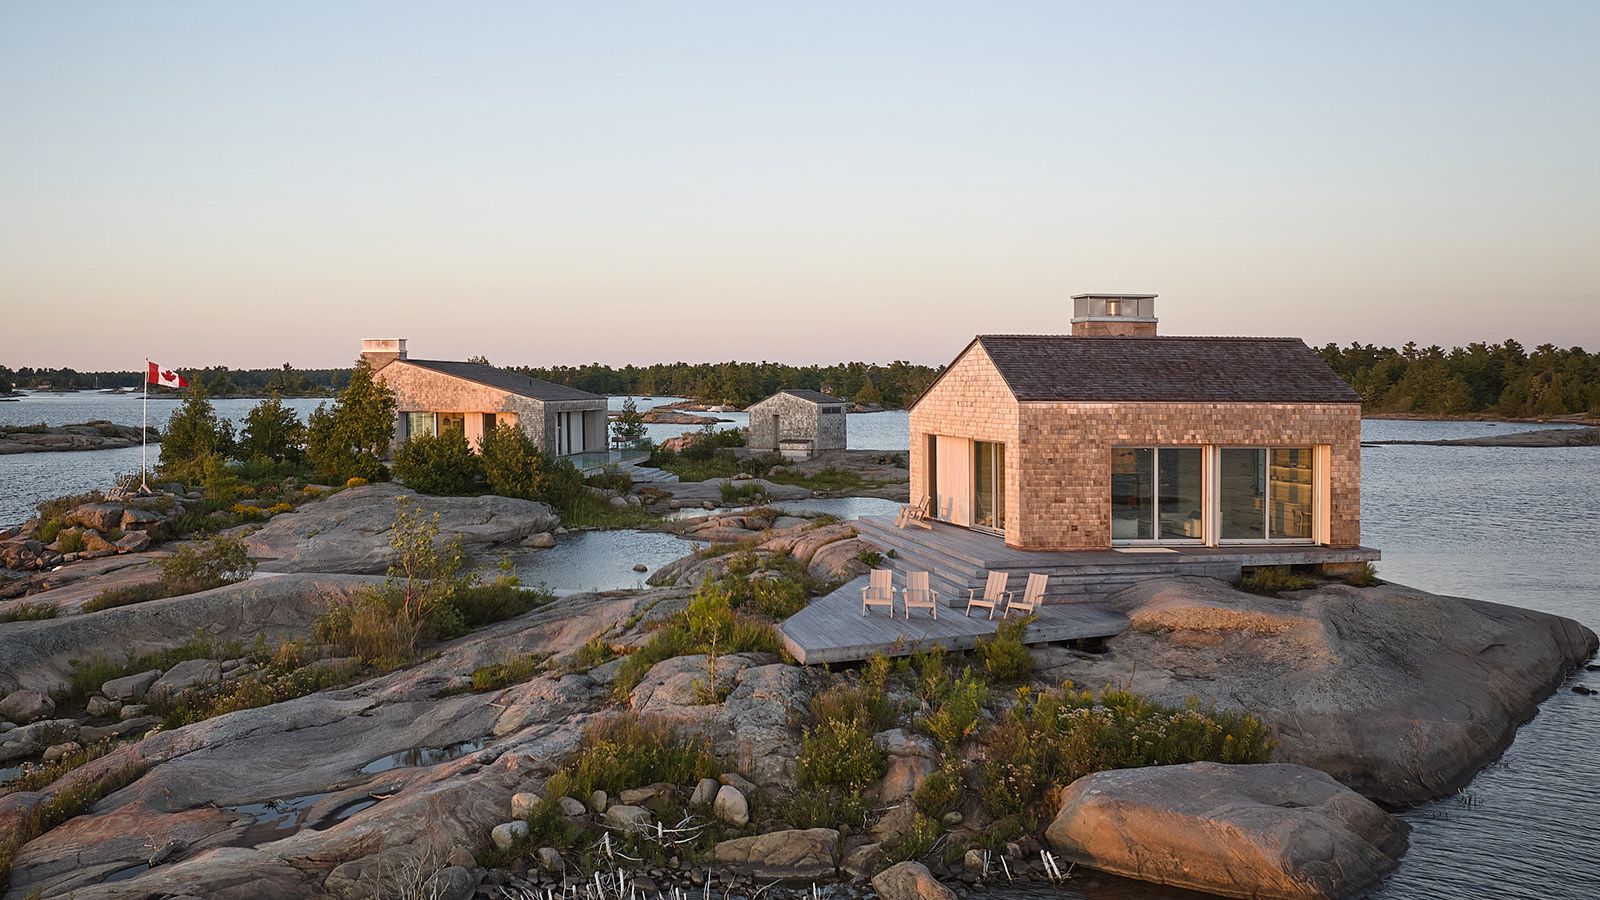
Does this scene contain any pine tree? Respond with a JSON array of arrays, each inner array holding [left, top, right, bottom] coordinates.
[[306, 359, 397, 483]]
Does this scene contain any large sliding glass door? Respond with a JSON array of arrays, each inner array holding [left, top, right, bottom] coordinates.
[[1218, 447, 1314, 542], [973, 441, 1006, 533], [1112, 447, 1203, 543]]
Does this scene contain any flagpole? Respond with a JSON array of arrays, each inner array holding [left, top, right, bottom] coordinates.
[[141, 358, 149, 492]]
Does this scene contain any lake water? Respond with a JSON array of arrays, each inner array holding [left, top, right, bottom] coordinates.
[[2, 393, 1597, 897]]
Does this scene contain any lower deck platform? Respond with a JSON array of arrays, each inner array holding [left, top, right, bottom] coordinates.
[[778, 574, 1129, 665]]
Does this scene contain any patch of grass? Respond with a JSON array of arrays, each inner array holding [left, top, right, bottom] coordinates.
[[912, 760, 964, 817], [34, 491, 104, 522], [789, 654, 893, 832], [563, 636, 619, 673], [0, 601, 58, 623], [1237, 565, 1319, 595], [974, 615, 1035, 683], [58, 634, 245, 712], [82, 581, 166, 613], [880, 812, 942, 864], [149, 658, 365, 729], [978, 683, 1275, 821], [469, 653, 550, 692], [0, 759, 149, 892], [719, 480, 769, 505], [1337, 562, 1382, 587], [558, 492, 662, 529], [768, 466, 865, 493], [0, 740, 116, 797]]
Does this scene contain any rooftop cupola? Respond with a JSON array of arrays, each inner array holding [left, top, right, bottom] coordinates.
[[1070, 293, 1158, 337], [361, 338, 408, 370]]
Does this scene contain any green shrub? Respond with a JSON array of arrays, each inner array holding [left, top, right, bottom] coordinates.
[[305, 359, 395, 484], [880, 812, 941, 864], [33, 517, 66, 545], [54, 529, 87, 553], [921, 667, 987, 753], [469, 654, 549, 692], [1338, 562, 1382, 587], [0, 601, 58, 623], [479, 423, 548, 500], [564, 636, 619, 672], [236, 392, 306, 464], [978, 683, 1275, 820], [797, 713, 886, 798], [912, 761, 964, 817], [975, 615, 1035, 683], [612, 580, 784, 700], [584, 466, 632, 495], [0, 740, 115, 797], [1237, 565, 1318, 595], [159, 381, 235, 479], [857, 548, 884, 567], [158, 535, 255, 594], [393, 429, 483, 495]]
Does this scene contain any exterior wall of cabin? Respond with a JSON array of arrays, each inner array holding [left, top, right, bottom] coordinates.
[[1011, 401, 1361, 550], [747, 394, 848, 454], [374, 361, 605, 457], [909, 346, 1362, 551], [907, 344, 1021, 527]]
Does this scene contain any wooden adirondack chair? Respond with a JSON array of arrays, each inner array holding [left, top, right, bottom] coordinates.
[[903, 570, 939, 619], [861, 568, 895, 617], [965, 570, 1012, 620], [1004, 573, 1048, 618], [896, 496, 932, 529]]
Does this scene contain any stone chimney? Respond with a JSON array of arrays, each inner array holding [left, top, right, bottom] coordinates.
[[361, 338, 408, 370], [1070, 293, 1158, 337]]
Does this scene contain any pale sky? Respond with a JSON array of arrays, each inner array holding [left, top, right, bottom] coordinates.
[[2, 1, 1597, 370]]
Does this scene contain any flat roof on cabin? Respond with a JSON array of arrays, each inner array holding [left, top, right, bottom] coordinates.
[[959, 335, 1361, 404]]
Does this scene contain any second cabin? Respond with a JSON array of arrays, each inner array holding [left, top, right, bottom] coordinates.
[[746, 389, 849, 460]]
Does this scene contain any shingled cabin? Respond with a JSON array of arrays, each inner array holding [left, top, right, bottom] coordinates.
[[361, 339, 609, 463], [746, 389, 848, 460], [905, 294, 1368, 554]]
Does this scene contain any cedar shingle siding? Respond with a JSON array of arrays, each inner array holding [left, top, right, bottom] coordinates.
[[747, 390, 848, 457], [909, 337, 1363, 551]]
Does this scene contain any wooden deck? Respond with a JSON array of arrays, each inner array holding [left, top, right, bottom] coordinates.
[[855, 515, 1380, 606], [778, 575, 1129, 665]]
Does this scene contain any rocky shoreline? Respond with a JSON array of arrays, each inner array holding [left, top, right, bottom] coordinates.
[[0, 484, 1594, 899], [1366, 425, 1600, 447], [0, 422, 158, 455]]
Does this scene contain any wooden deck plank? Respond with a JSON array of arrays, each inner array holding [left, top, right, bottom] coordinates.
[[779, 575, 1129, 665]]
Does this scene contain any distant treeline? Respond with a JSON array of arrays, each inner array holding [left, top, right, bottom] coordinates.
[[1316, 341, 1600, 418], [0, 364, 347, 398], [7, 341, 1597, 417], [510, 360, 942, 408]]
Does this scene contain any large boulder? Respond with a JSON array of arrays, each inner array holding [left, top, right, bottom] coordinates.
[[1045, 762, 1409, 900], [148, 659, 222, 699], [1049, 578, 1598, 806], [0, 689, 55, 723], [64, 503, 126, 533], [713, 828, 839, 879], [245, 483, 559, 574], [871, 861, 956, 900]]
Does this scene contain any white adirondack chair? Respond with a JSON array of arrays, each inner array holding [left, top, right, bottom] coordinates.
[[965, 571, 1012, 620], [895, 496, 932, 529], [861, 568, 895, 617], [1005, 573, 1048, 618], [903, 570, 939, 620]]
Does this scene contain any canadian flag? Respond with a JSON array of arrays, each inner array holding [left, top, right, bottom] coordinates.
[[147, 361, 189, 388]]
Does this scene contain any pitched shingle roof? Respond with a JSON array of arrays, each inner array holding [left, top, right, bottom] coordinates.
[[779, 389, 847, 404], [966, 335, 1361, 404], [401, 359, 603, 402]]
